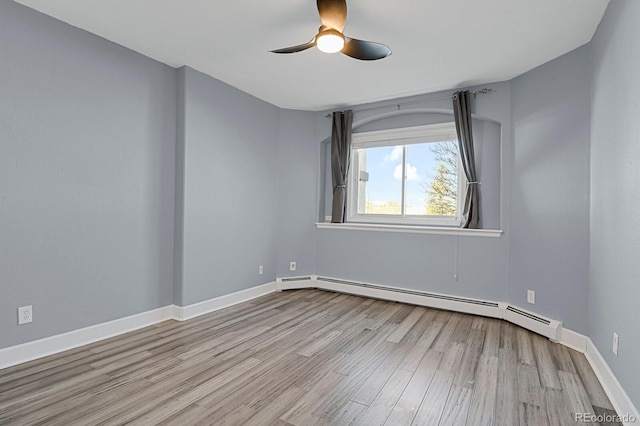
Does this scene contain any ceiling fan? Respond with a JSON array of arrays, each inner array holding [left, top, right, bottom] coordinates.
[[270, 0, 391, 61]]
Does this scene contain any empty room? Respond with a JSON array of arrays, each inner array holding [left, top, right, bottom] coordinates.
[[1, 0, 638, 424]]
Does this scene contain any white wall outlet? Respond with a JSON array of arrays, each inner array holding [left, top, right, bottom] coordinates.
[[18, 305, 32, 325], [258, 265, 264, 275], [289, 261, 297, 271], [527, 290, 536, 304], [613, 332, 619, 356]]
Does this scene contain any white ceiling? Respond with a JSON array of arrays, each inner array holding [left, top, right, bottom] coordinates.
[[15, 0, 609, 111]]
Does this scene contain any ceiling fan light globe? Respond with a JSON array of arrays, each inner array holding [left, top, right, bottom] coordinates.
[[316, 30, 345, 53]]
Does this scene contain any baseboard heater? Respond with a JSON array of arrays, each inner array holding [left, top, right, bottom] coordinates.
[[276, 275, 562, 341], [500, 303, 561, 341]]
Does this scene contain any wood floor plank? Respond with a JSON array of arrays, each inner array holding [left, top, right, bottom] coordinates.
[[350, 332, 421, 406], [518, 364, 544, 407], [544, 388, 575, 426], [126, 357, 262, 425], [355, 369, 413, 426], [280, 371, 346, 425], [310, 370, 370, 421], [0, 289, 619, 426], [384, 351, 440, 426], [312, 334, 397, 422], [531, 334, 562, 390], [438, 385, 472, 426], [438, 342, 466, 374], [386, 306, 426, 343], [196, 352, 308, 409], [362, 303, 403, 331], [398, 319, 444, 372], [499, 321, 516, 351], [451, 315, 474, 343], [156, 404, 210, 426], [177, 325, 272, 360], [557, 370, 596, 417], [410, 370, 454, 426], [568, 348, 614, 410], [298, 330, 344, 358], [333, 322, 397, 376], [182, 402, 258, 426], [516, 326, 537, 366], [454, 328, 485, 388], [244, 386, 305, 426], [482, 319, 501, 357], [494, 349, 518, 426], [466, 355, 498, 426], [519, 402, 547, 426], [550, 342, 578, 374], [431, 312, 460, 352], [327, 401, 367, 426], [42, 378, 153, 426], [71, 380, 195, 426]]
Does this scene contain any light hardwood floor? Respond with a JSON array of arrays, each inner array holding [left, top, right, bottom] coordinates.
[[0, 289, 620, 425]]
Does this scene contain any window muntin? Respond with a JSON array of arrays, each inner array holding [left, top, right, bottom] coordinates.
[[347, 123, 464, 226]]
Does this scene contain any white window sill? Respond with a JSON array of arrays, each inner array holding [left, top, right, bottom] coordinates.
[[315, 222, 503, 237]]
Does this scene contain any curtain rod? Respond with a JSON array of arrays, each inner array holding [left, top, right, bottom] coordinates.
[[325, 87, 493, 118]]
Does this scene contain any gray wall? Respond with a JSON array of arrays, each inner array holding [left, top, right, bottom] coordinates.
[[0, 2, 176, 348], [590, 0, 640, 407], [276, 110, 318, 277], [509, 45, 592, 334], [175, 67, 280, 305]]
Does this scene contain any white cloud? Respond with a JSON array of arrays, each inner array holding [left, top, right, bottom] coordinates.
[[384, 146, 403, 162], [394, 163, 418, 181]]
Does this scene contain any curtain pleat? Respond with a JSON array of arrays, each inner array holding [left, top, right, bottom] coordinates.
[[453, 91, 479, 229], [330, 110, 353, 223]]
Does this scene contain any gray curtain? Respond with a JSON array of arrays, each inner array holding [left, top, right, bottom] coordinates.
[[330, 110, 353, 223], [453, 90, 479, 229]]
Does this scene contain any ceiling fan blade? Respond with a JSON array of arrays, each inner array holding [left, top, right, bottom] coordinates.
[[341, 38, 391, 60], [270, 39, 316, 54], [317, 0, 347, 32]]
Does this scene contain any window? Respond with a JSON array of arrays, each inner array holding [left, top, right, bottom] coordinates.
[[347, 123, 465, 226]]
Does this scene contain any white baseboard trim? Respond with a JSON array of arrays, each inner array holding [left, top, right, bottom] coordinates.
[[559, 327, 588, 353], [0, 281, 278, 370], [0, 306, 174, 370], [173, 281, 278, 321], [584, 338, 640, 425]]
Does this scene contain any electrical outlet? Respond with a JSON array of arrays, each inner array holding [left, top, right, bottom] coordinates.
[[613, 332, 619, 356], [289, 261, 297, 271], [527, 290, 536, 304], [18, 305, 32, 325], [259, 265, 264, 275]]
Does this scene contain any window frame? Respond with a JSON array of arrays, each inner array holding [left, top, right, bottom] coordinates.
[[347, 123, 466, 227]]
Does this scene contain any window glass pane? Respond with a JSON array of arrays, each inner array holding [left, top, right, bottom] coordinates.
[[355, 145, 402, 215], [404, 143, 430, 216], [348, 124, 462, 225], [407, 141, 458, 217]]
